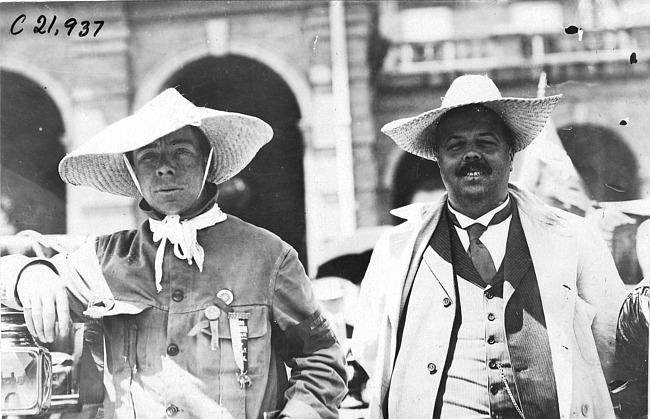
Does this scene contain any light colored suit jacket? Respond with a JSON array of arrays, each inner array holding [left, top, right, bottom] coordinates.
[[352, 184, 627, 419]]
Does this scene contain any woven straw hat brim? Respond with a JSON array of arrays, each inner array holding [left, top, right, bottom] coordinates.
[[59, 108, 273, 198], [381, 95, 562, 161]]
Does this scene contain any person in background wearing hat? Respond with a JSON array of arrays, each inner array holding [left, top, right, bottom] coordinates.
[[352, 75, 628, 419], [1, 89, 347, 419]]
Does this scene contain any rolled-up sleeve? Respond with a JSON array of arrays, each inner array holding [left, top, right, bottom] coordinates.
[[272, 247, 348, 419], [1, 238, 147, 318], [1, 254, 44, 310]]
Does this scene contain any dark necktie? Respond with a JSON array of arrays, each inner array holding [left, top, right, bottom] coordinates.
[[465, 223, 496, 284], [450, 200, 512, 285]]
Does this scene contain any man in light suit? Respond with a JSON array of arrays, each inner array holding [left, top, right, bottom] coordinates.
[[352, 75, 628, 419]]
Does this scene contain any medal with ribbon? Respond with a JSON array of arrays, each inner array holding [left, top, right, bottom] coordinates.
[[187, 290, 235, 350], [228, 311, 252, 388]]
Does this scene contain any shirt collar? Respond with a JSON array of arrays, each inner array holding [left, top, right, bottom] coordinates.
[[447, 194, 511, 229]]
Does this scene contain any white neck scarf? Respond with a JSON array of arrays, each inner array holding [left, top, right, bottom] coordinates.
[[148, 204, 226, 293]]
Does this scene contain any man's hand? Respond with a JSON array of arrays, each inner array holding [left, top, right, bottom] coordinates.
[[16, 264, 70, 343]]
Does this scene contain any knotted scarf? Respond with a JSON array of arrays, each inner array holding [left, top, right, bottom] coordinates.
[[148, 204, 226, 292]]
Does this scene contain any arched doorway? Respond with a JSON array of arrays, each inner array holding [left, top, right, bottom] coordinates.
[[164, 55, 307, 265], [1, 71, 66, 234], [557, 123, 639, 203]]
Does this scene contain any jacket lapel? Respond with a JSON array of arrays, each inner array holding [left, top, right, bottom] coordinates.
[[421, 207, 456, 304], [387, 199, 447, 330], [513, 186, 577, 419], [422, 242, 455, 306], [503, 203, 533, 305]]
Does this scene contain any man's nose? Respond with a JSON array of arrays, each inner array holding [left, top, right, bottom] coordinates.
[[156, 156, 176, 176], [462, 149, 481, 161]]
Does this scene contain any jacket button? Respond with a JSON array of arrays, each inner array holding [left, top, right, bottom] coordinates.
[[172, 290, 184, 302], [442, 297, 452, 307], [487, 313, 496, 321], [166, 404, 179, 417], [581, 403, 589, 416], [488, 360, 498, 369], [167, 344, 179, 356], [427, 363, 437, 374], [490, 384, 499, 395], [487, 336, 496, 344]]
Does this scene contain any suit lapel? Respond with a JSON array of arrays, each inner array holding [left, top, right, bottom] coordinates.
[[394, 201, 446, 323], [384, 221, 421, 332], [503, 204, 533, 305], [517, 200, 577, 419], [422, 249, 455, 306]]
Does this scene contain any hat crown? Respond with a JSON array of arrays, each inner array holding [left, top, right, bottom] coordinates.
[[440, 75, 503, 108], [138, 89, 201, 124]]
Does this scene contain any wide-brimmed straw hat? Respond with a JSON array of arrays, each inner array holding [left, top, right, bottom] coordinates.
[[381, 74, 562, 161], [59, 88, 273, 198]]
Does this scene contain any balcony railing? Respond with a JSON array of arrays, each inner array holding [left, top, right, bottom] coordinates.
[[382, 26, 650, 75]]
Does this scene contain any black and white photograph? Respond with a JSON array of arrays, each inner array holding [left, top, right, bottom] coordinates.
[[0, 1, 648, 418]]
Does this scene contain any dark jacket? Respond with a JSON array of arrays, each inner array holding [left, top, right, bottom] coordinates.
[[3, 207, 347, 419]]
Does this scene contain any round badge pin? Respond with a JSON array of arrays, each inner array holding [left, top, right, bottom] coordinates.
[[204, 305, 221, 321], [216, 289, 234, 305]]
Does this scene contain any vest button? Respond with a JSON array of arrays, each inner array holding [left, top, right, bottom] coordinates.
[[486, 291, 494, 299], [172, 290, 184, 302], [167, 344, 179, 356], [487, 336, 496, 344], [166, 404, 179, 417], [427, 363, 437, 374], [489, 360, 498, 369], [487, 313, 496, 321], [490, 384, 499, 395], [442, 297, 452, 307]]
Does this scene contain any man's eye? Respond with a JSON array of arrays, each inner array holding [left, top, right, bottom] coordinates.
[[479, 140, 498, 149], [137, 152, 156, 161], [174, 148, 192, 155]]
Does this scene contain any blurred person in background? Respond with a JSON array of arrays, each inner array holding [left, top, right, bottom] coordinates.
[[353, 75, 628, 419], [610, 219, 649, 419], [516, 75, 646, 287], [392, 153, 447, 213], [1, 89, 347, 419], [519, 127, 646, 286], [311, 228, 389, 413]]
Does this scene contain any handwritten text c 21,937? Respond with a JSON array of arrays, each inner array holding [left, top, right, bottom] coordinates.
[[10, 14, 104, 38]]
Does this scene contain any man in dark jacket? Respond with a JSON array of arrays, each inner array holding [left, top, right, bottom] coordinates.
[[2, 89, 347, 419]]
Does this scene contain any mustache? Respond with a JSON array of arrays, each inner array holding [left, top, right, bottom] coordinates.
[[456, 161, 491, 176]]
